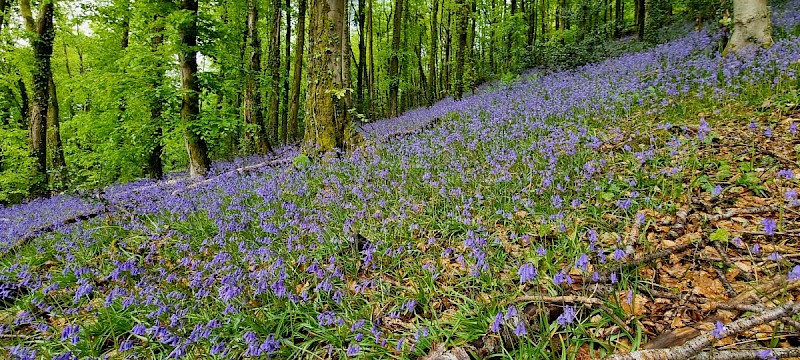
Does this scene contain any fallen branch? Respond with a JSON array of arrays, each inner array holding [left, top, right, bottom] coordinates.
[[708, 203, 800, 222], [4, 209, 106, 256], [643, 274, 793, 349], [713, 241, 754, 282], [513, 295, 605, 306], [691, 347, 800, 360], [591, 241, 701, 283], [606, 301, 800, 360], [172, 158, 293, 195]]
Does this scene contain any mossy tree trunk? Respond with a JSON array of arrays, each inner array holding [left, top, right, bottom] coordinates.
[[243, 0, 271, 154], [268, 0, 282, 144], [178, 0, 211, 177], [726, 0, 772, 53], [644, 0, 671, 43], [303, 0, 353, 154], [20, 0, 55, 197]]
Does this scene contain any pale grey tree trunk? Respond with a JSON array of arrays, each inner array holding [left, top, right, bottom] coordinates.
[[726, 0, 772, 53]]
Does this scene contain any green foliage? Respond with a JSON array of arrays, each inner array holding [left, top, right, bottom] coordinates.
[[0, 127, 34, 204]]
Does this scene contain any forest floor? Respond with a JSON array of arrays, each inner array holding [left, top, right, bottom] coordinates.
[[2, 6, 800, 360]]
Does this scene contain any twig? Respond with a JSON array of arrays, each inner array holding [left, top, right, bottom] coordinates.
[[708, 203, 800, 222], [691, 347, 800, 360], [606, 301, 800, 360], [757, 148, 800, 168], [513, 295, 605, 306], [591, 241, 701, 283], [783, 317, 800, 331], [713, 267, 738, 298], [713, 241, 754, 282]]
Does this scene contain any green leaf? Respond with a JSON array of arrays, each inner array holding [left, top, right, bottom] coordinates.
[[709, 228, 729, 242]]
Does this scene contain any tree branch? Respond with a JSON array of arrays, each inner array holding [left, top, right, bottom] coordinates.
[[605, 301, 800, 360]]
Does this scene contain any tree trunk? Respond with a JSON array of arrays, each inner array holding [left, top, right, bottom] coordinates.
[[47, 77, 66, 191], [644, 0, 670, 43], [17, 76, 29, 130], [304, 0, 353, 153], [179, 0, 211, 177], [527, 0, 536, 47], [388, 0, 403, 117], [636, 0, 645, 40], [452, 0, 467, 100], [269, 0, 282, 144], [356, 0, 366, 113], [368, 0, 375, 118], [288, 0, 306, 141], [726, 0, 772, 52], [244, 0, 271, 154], [541, 0, 547, 37], [282, 0, 291, 144], [428, 0, 438, 105], [615, 0, 623, 37], [148, 16, 166, 179], [21, 0, 55, 196]]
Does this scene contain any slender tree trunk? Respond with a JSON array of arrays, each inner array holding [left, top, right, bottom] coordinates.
[[16, 76, 29, 130], [304, 0, 354, 153], [637, 0, 645, 40], [527, 0, 536, 47], [288, 0, 306, 141], [428, 0, 438, 105], [269, 0, 282, 144], [453, 0, 467, 100], [726, 0, 772, 52], [416, 34, 427, 106], [244, 0, 271, 154], [179, 0, 211, 177], [368, 0, 375, 118], [443, 12, 451, 97], [148, 16, 166, 179], [47, 78, 66, 190], [615, 0, 623, 37], [388, 0, 403, 117], [21, 0, 55, 196], [356, 0, 366, 113], [541, 0, 547, 37], [282, 0, 291, 144]]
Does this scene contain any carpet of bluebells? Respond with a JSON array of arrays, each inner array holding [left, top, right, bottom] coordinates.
[[2, 4, 800, 359]]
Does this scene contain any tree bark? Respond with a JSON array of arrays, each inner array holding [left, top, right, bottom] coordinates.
[[304, 0, 353, 153], [388, 0, 403, 117], [47, 77, 66, 191], [288, 0, 306, 141], [726, 0, 772, 53], [636, 0, 645, 40], [148, 15, 166, 179], [268, 0, 282, 144], [243, 0, 271, 154], [178, 0, 211, 177], [356, 0, 366, 113], [282, 0, 291, 144], [452, 0, 467, 100], [21, 0, 55, 197], [367, 0, 375, 118], [428, 0, 438, 105], [615, 0, 623, 37], [17, 76, 29, 130]]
